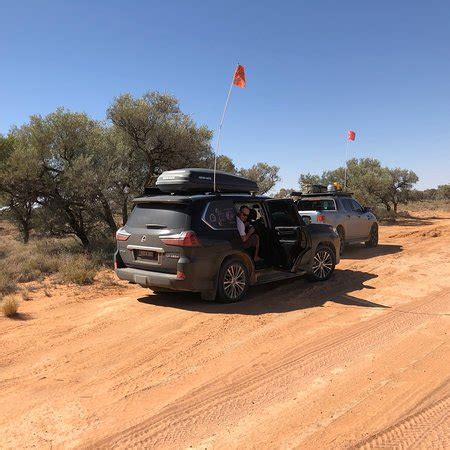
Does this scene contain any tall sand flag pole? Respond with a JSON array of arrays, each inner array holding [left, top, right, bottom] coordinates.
[[213, 64, 246, 191], [344, 130, 356, 189]]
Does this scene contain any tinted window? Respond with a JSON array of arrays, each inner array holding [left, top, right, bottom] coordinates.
[[341, 198, 354, 212], [203, 201, 237, 230], [127, 203, 190, 229], [351, 200, 364, 212], [297, 199, 336, 211], [267, 201, 297, 227]]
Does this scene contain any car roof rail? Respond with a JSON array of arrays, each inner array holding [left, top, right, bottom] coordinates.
[[299, 192, 354, 197]]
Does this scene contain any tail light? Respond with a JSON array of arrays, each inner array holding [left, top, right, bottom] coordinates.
[[160, 231, 201, 247], [176, 271, 186, 280], [317, 214, 326, 223], [116, 228, 131, 241]]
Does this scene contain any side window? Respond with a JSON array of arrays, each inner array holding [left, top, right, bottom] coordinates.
[[202, 201, 237, 230], [267, 200, 297, 227], [341, 198, 353, 212], [351, 200, 363, 213]]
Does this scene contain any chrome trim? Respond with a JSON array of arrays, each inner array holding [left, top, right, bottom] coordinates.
[[126, 245, 165, 253]]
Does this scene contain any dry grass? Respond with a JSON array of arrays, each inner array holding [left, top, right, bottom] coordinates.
[[0, 271, 17, 295], [58, 255, 99, 285], [21, 288, 32, 301], [1, 295, 19, 317], [402, 200, 450, 213], [0, 223, 103, 290]]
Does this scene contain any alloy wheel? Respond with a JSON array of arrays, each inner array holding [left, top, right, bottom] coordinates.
[[312, 249, 333, 279], [223, 263, 246, 300]]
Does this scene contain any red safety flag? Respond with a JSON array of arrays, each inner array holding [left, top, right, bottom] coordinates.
[[233, 64, 246, 88], [348, 130, 356, 141]]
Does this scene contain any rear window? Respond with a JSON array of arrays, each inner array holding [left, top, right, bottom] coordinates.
[[127, 203, 190, 229], [297, 199, 336, 211]]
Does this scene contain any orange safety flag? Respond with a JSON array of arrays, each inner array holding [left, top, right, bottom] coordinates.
[[233, 64, 246, 88], [348, 130, 356, 141]]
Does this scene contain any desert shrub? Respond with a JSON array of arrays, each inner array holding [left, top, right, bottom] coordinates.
[[0, 270, 17, 295], [1, 296, 19, 317], [58, 255, 99, 285]]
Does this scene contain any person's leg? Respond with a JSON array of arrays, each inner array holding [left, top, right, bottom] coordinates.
[[248, 234, 261, 261]]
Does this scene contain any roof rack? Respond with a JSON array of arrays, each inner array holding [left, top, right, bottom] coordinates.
[[297, 191, 354, 197]]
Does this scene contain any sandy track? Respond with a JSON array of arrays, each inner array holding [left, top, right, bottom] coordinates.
[[1, 212, 449, 449]]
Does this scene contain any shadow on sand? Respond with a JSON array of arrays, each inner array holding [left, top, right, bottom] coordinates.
[[137, 269, 387, 315], [341, 243, 403, 260]]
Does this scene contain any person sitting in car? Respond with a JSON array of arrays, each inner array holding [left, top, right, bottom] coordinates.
[[236, 205, 262, 261]]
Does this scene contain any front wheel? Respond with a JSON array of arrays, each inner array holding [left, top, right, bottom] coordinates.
[[307, 245, 336, 281], [217, 259, 249, 303], [365, 224, 379, 247]]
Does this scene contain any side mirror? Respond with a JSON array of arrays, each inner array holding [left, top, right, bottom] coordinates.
[[363, 206, 372, 213]]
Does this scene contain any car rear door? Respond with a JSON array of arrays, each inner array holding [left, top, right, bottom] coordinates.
[[264, 199, 304, 269], [118, 200, 191, 273]]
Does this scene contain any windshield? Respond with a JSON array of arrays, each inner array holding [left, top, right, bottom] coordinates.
[[297, 199, 336, 211]]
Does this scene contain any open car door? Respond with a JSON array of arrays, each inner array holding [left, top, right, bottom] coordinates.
[[264, 199, 307, 270]]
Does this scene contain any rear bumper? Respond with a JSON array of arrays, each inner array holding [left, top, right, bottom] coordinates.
[[115, 267, 213, 292]]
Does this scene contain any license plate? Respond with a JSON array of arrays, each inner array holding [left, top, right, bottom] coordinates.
[[136, 250, 158, 261]]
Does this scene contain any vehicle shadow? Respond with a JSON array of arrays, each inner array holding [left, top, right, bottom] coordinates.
[[381, 218, 434, 227], [341, 243, 403, 260], [137, 269, 387, 315]]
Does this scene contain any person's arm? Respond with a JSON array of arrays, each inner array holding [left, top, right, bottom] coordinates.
[[237, 217, 254, 242], [242, 226, 255, 242]]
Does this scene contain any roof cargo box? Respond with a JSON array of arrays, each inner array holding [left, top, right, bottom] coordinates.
[[155, 168, 258, 194]]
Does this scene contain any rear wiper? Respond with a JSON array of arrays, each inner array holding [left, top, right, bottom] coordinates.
[[145, 223, 167, 229]]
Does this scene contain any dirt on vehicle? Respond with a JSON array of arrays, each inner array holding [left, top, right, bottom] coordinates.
[[1, 210, 449, 449]]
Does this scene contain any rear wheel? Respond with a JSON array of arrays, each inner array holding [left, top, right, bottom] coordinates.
[[217, 259, 249, 303], [365, 224, 379, 247], [307, 244, 336, 281]]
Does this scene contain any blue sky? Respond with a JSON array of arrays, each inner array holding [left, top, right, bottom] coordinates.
[[1, 0, 449, 190]]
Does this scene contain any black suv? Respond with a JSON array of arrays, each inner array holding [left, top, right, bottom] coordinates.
[[115, 169, 340, 302]]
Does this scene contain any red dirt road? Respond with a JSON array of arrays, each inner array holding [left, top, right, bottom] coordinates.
[[1, 212, 449, 449]]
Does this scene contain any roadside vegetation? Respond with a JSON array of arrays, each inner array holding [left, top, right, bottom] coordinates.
[[0, 90, 448, 306]]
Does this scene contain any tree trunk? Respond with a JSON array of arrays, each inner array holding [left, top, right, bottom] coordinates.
[[393, 202, 398, 214], [64, 207, 91, 251], [122, 197, 128, 226], [99, 193, 117, 235]]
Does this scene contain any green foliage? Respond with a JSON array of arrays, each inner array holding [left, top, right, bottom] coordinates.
[[273, 188, 294, 199], [298, 158, 419, 213], [239, 162, 281, 194], [107, 92, 214, 187]]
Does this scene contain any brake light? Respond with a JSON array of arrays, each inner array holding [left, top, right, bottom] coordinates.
[[176, 271, 186, 280], [317, 214, 326, 223], [116, 228, 131, 241], [160, 231, 201, 247]]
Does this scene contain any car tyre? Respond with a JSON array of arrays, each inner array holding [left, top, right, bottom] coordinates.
[[217, 258, 249, 303], [307, 244, 336, 282], [336, 226, 345, 255], [365, 224, 379, 247]]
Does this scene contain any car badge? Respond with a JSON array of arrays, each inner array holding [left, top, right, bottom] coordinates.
[[141, 235, 147, 242]]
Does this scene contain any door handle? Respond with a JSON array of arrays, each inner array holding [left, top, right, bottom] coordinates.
[[347, 214, 351, 218]]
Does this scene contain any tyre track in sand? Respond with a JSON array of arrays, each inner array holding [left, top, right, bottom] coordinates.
[[90, 289, 450, 449], [357, 394, 450, 449]]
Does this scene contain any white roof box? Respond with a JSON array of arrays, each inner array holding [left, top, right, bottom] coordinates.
[[155, 168, 258, 194]]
